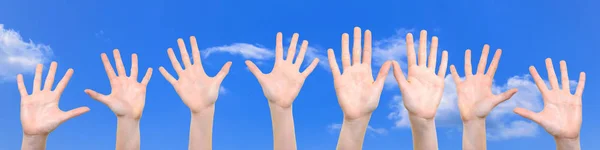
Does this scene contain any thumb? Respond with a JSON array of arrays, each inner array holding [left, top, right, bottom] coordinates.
[[374, 61, 392, 88], [245, 60, 264, 79], [215, 61, 233, 83], [492, 88, 518, 107], [60, 106, 90, 123], [84, 89, 109, 105], [513, 107, 541, 124]]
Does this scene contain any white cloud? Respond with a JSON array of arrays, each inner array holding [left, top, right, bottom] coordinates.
[[0, 24, 52, 81], [219, 86, 228, 95], [387, 74, 562, 139], [203, 43, 274, 60], [328, 123, 388, 136], [303, 46, 329, 70]]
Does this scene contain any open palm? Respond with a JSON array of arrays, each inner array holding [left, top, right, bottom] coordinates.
[[246, 32, 319, 108], [159, 36, 232, 113], [514, 58, 585, 139], [328, 27, 391, 120], [392, 30, 448, 119], [85, 49, 153, 119], [19, 62, 90, 135], [450, 45, 517, 121]]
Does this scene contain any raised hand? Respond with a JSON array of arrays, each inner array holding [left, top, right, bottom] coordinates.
[[329, 27, 391, 150], [514, 58, 585, 150], [450, 45, 517, 121], [392, 30, 448, 120], [85, 49, 153, 119], [246, 32, 319, 108], [391, 30, 447, 150], [450, 45, 517, 150], [19, 62, 90, 136], [159, 36, 232, 113]]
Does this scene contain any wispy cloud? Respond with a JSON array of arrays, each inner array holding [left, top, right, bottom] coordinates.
[[327, 123, 388, 136], [219, 86, 228, 95], [203, 43, 274, 60], [387, 74, 578, 139], [0, 24, 53, 81]]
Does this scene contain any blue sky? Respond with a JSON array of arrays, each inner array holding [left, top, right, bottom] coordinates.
[[0, 0, 598, 149]]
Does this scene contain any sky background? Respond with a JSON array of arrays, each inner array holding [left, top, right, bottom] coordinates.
[[0, 0, 599, 149]]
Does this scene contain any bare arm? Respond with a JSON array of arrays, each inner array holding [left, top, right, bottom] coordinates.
[[158, 36, 232, 150], [336, 116, 370, 149], [85, 49, 153, 150], [245, 32, 319, 150], [409, 115, 438, 150], [18, 62, 90, 150], [514, 59, 585, 150]]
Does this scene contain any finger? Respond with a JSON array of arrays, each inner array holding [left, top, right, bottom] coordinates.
[[190, 36, 202, 65], [486, 49, 502, 78], [101, 53, 117, 79], [60, 107, 90, 123], [286, 33, 299, 61], [493, 88, 518, 106], [215, 61, 233, 82], [130, 53, 139, 79], [559, 60, 570, 92], [113, 49, 127, 77], [464, 49, 473, 76], [392, 61, 409, 88], [159, 67, 177, 85], [363, 30, 372, 65], [17, 74, 28, 97], [177, 38, 192, 68], [84, 89, 109, 104], [245, 60, 264, 78], [141, 68, 153, 86], [437, 51, 449, 78], [167, 48, 184, 73], [301, 58, 320, 77], [428, 36, 438, 71], [406, 33, 417, 67], [341, 33, 351, 69], [513, 107, 541, 124], [529, 66, 549, 93], [450, 65, 461, 85], [54, 69, 74, 94], [352, 27, 362, 65], [575, 72, 586, 97], [374, 61, 392, 87], [327, 49, 341, 78], [545, 58, 559, 90], [476, 45, 490, 75], [32, 64, 43, 92], [294, 40, 309, 66], [418, 30, 428, 66], [275, 32, 284, 61], [43, 62, 58, 91]]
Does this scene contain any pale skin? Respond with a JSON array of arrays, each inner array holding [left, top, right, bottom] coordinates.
[[159, 36, 232, 150], [392, 30, 448, 150], [19, 62, 90, 150], [328, 27, 392, 150], [513, 58, 585, 150], [246, 32, 319, 150], [449, 45, 517, 150], [85, 49, 153, 150]]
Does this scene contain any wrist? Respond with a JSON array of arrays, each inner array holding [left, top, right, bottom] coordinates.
[[268, 101, 293, 112], [462, 117, 486, 126], [408, 113, 435, 127], [191, 104, 216, 116], [555, 136, 581, 150], [22, 134, 48, 150]]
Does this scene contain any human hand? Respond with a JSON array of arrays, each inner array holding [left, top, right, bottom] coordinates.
[[392, 30, 448, 120], [514, 58, 585, 139], [450, 45, 517, 122], [85, 49, 153, 120], [328, 27, 391, 121], [159, 36, 232, 113], [18, 62, 90, 136], [246, 32, 319, 109]]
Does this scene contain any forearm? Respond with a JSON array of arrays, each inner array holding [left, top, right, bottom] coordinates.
[[116, 117, 141, 150], [336, 115, 371, 150], [268, 102, 297, 150], [21, 134, 47, 150], [462, 119, 486, 150], [409, 114, 438, 150], [189, 105, 215, 150], [555, 137, 580, 150]]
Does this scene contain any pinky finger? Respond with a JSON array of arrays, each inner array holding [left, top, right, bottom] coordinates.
[[141, 68, 153, 85], [575, 72, 586, 97]]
